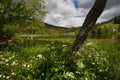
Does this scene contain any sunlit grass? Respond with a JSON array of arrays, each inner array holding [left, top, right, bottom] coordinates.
[[0, 39, 120, 80]]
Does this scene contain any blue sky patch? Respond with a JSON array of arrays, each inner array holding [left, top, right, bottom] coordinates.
[[72, 0, 79, 8]]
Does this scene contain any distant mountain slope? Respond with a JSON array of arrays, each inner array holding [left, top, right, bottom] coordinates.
[[44, 23, 69, 29], [44, 23, 80, 35], [90, 15, 120, 35], [96, 15, 120, 28]]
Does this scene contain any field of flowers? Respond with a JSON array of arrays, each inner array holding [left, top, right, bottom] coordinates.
[[0, 39, 120, 80]]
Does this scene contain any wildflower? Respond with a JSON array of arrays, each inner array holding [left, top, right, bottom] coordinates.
[[65, 72, 74, 79], [37, 54, 42, 59], [96, 53, 100, 57], [75, 51, 81, 56], [92, 62, 95, 65], [76, 61, 84, 68], [76, 71, 81, 74], [62, 48, 66, 51], [1, 58, 5, 60], [11, 61, 18, 66], [3, 75, 5, 78], [51, 46, 55, 49], [62, 44, 67, 47], [6, 63, 9, 66], [12, 62, 16, 65], [23, 64, 26, 67], [86, 42, 94, 46], [51, 42, 54, 44], [103, 58, 107, 62], [5, 59, 9, 62], [99, 69, 103, 72], [0, 75, 2, 77], [9, 55, 15, 60], [0, 54, 3, 57], [85, 77, 88, 80], [27, 65, 30, 68], [6, 76, 10, 79], [11, 72, 15, 75], [0, 61, 4, 64], [88, 55, 91, 57]]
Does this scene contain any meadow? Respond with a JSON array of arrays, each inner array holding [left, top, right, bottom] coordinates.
[[0, 38, 120, 80]]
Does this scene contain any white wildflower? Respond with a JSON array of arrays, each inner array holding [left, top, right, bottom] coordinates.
[[27, 65, 30, 68], [37, 54, 42, 59], [85, 77, 88, 80], [11, 72, 15, 75], [96, 53, 100, 57], [99, 69, 103, 72], [0, 61, 4, 64], [5, 59, 9, 62], [76, 51, 81, 56], [86, 42, 94, 46], [0, 54, 3, 57], [12, 61, 16, 66], [0, 75, 2, 77], [23, 64, 26, 67], [51, 46, 55, 49], [51, 42, 54, 44], [62, 48, 66, 51], [6, 63, 9, 66], [88, 55, 91, 57], [62, 44, 67, 47], [76, 71, 81, 74], [1, 58, 5, 61], [65, 72, 74, 79], [3, 75, 5, 78], [11, 61, 18, 66], [6, 76, 10, 79], [76, 62, 84, 68], [92, 62, 95, 65], [9, 55, 15, 60]]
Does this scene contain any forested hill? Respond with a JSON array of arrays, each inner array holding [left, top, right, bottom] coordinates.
[[44, 23, 69, 29], [43, 23, 79, 35], [90, 15, 120, 35], [95, 15, 120, 28]]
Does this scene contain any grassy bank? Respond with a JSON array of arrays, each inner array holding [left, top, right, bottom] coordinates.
[[0, 39, 120, 80]]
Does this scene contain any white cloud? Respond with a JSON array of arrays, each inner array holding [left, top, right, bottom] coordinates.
[[45, 0, 120, 27], [45, 0, 88, 27], [98, 5, 120, 23]]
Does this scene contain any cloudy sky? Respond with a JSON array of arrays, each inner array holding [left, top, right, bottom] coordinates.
[[44, 0, 120, 27]]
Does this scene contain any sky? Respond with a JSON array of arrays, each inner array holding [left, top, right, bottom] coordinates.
[[44, 0, 120, 27]]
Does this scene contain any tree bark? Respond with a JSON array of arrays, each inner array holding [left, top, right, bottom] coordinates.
[[66, 0, 108, 66]]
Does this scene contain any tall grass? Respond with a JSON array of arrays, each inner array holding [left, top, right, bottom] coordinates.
[[0, 39, 120, 80]]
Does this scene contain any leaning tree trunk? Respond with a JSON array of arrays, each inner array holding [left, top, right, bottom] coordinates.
[[66, 0, 108, 66]]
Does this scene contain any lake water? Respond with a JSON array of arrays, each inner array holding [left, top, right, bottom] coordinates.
[[88, 34, 120, 40], [20, 34, 120, 40]]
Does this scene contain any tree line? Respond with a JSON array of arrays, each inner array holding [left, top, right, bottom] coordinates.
[[0, 0, 46, 41]]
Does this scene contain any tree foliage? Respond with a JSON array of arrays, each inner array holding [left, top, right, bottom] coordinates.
[[0, 0, 46, 40], [114, 16, 120, 24]]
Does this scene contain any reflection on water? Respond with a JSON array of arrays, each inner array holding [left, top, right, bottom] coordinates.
[[88, 34, 120, 40], [20, 34, 120, 40]]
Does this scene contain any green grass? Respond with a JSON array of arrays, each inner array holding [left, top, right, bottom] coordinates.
[[0, 39, 120, 80]]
